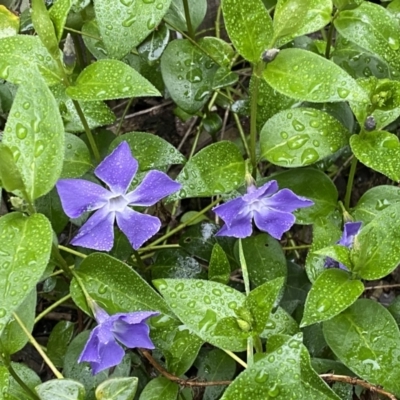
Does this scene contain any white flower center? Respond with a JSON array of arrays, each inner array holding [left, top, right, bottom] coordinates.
[[108, 194, 129, 213]]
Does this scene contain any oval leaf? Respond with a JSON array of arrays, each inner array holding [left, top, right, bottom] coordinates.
[[95, 377, 138, 400], [164, 0, 207, 32], [139, 377, 178, 400], [36, 379, 86, 400], [61, 133, 92, 179]]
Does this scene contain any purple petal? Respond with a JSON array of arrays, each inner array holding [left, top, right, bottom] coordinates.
[[93, 304, 110, 324], [113, 321, 155, 349], [263, 188, 314, 213], [213, 197, 248, 227], [91, 337, 125, 374], [116, 208, 161, 250], [243, 180, 279, 202], [253, 209, 296, 239], [112, 311, 160, 325], [78, 326, 102, 363], [71, 207, 115, 251], [215, 214, 253, 238], [339, 222, 362, 247], [126, 170, 181, 206], [95, 142, 138, 195], [56, 179, 110, 218]]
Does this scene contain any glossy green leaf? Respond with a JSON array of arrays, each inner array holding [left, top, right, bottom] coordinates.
[[61, 133, 92, 178], [260, 307, 299, 339], [268, 168, 338, 224], [49, 0, 72, 41], [36, 379, 86, 400], [138, 23, 169, 63], [314, 245, 352, 270], [0, 365, 9, 395], [282, 262, 311, 310], [81, 19, 107, 60], [352, 185, 400, 225], [164, 0, 207, 32], [0, 35, 63, 85], [301, 269, 363, 327], [221, 334, 340, 400], [66, 60, 160, 101], [8, 362, 41, 400], [260, 107, 350, 167], [323, 299, 400, 397], [95, 377, 138, 400], [0, 289, 36, 355], [264, 48, 369, 103], [161, 39, 219, 114], [246, 278, 285, 334], [70, 253, 173, 317], [93, 0, 171, 60], [153, 278, 248, 351], [238, 234, 286, 287], [275, 0, 332, 46], [353, 203, 400, 279], [333, 0, 363, 11], [110, 132, 185, 171], [350, 131, 400, 182], [0, 143, 26, 194], [139, 377, 178, 400], [3, 71, 64, 201], [222, 0, 273, 63], [0, 5, 19, 38], [0, 213, 52, 337], [199, 37, 235, 68], [47, 321, 75, 367], [334, 2, 400, 76], [209, 243, 231, 284], [171, 141, 246, 199]]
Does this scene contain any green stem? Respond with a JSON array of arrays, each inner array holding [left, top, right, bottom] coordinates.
[[325, 11, 339, 59], [182, 0, 195, 41], [247, 336, 254, 367], [138, 244, 180, 253], [282, 244, 311, 250], [223, 349, 248, 368], [132, 249, 146, 271], [13, 313, 64, 379], [254, 336, 263, 353], [238, 239, 250, 295], [34, 294, 72, 323], [116, 97, 134, 136], [58, 244, 87, 259], [72, 100, 100, 162], [344, 157, 358, 210], [52, 244, 73, 279], [215, 5, 222, 38], [7, 361, 40, 400], [64, 26, 101, 41]]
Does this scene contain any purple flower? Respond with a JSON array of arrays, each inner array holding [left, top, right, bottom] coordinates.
[[213, 180, 314, 239], [325, 221, 362, 270], [78, 304, 159, 374], [56, 141, 181, 251]]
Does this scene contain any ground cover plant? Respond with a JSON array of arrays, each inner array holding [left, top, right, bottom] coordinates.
[[1, 0, 400, 398]]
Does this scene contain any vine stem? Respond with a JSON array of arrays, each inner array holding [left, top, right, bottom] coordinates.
[[13, 313, 64, 379], [344, 156, 358, 210], [182, 0, 195, 41], [34, 294, 72, 324], [5, 361, 40, 400], [58, 245, 87, 259], [325, 10, 339, 59], [223, 349, 247, 368]]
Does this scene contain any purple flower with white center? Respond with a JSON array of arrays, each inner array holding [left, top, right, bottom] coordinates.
[[325, 221, 362, 270], [78, 304, 159, 375], [213, 180, 314, 239], [56, 141, 181, 251]]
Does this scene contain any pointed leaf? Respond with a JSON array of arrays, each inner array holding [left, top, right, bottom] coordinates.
[[49, 0, 72, 41], [139, 377, 178, 400], [164, 0, 207, 32], [47, 321, 75, 367], [0, 143, 26, 194], [36, 379, 86, 400], [61, 133, 92, 178], [95, 377, 138, 400], [209, 243, 231, 284], [0, 5, 19, 38]]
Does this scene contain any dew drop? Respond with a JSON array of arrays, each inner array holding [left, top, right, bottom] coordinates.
[[388, 37, 399, 51], [287, 134, 309, 150], [16, 123, 28, 139], [23, 102, 31, 110], [280, 131, 288, 139], [34, 140, 45, 157], [255, 370, 269, 383], [122, 15, 137, 27], [317, 298, 332, 313], [0, 309, 6, 318], [301, 148, 319, 165], [310, 120, 320, 128], [267, 383, 280, 398], [337, 87, 349, 99], [292, 119, 305, 131]]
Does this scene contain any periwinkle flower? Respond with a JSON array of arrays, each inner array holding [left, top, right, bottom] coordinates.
[[78, 304, 159, 374], [56, 141, 181, 251], [213, 180, 314, 239], [325, 221, 362, 270]]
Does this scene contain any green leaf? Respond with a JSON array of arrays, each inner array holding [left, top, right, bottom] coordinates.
[[164, 0, 207, 32], [0, 35, 63, 85], [81, 19, 108, 60], [323, 299, 400, 397], [160, 39, 219, 114], [139, 377, 178, 400], [93, 0, 171, 60], [353, 203, 400, 279], [3, 71, 64, 201], [170, 141, 246, 200], [268, 168, 338, 224], [352, 185, 400, 225], [66, 60, 160, 101], [70, 253, 173, 317], [245, 278, 285, 334], [61, 133, 92, 178], [333, 0, 363, 11], [138, 23, 170, 63], [238, 234, 287, 287], [314, 245, 352, 269], [222, 0, 273, 63], [47, 321, 75, 368], [0, 365, 9, 394], [49, 0, 72, 41], [95, 378, 138, 400], [260, 107, 350, 167], [0, 289, 36, 355], [334, 2, 400, 76], [36, 379, 86, 400], [301, 269, 363, 327], [0, 143, 26, 194], [264, 48, 369, 103], [110, 132, 185, 171], [199, 37, 235, 68], [153, 278, 248, 351], [8, 362, 41, 400], [0, 213, 52, 337], [209, 243, 231, 284], [31, 0, 61, 60], [350, 131, 400, 182], [260, 307, 299, 339], [0, 5, 19, 39]]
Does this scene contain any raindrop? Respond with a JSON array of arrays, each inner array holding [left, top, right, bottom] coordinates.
[[317, 298, 331, 313], [0, 309, 6, 318], [292, 119, 305, 131], [16, 123, 28, 139], [375, 199, 390, 210], [142, 0, 155, 3], [313, 140, 320, 147], [228, 301, 237, 309], [203, 295, 211, 304], [34, 140, 45, 157], [122, 15, 137, 27], [337, 88, 349, 99], [388, 37, 400, 51], [254, 370, 269, 383], [156, 3, 163, 9], [120, 0, 134, 5], [186, 68, 203, 83], [310, 120, 320, 128], [280, 131, 288, 139], [264, 320, 276, 329], [147, 18, 156, 30], [286, 134, 309, 150], [267, 383, 280, 397], [272, 151, 295, 166], [23, 102, 31, 110], [175, 282, 184, 292], [98, 284, 108, 294], [300, 148, 319, 165], [212, 288, 222, 296]]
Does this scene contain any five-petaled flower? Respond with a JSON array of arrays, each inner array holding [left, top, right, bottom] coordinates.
[[78, 303, 159, 374], [213, 180, 314, 239], [56, 141, 181, 251], [325, 221, 362, 270]]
